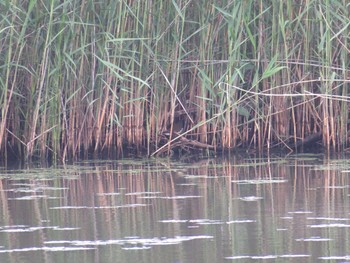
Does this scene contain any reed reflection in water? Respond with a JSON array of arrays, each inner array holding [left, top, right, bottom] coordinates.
[[0, 155, 349, 262]]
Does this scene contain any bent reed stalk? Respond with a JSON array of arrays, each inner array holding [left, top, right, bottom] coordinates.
[[0, 0, 349, 161]]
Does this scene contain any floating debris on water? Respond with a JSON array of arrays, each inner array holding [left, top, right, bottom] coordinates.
[[239, 196, 263, 201], [159, 219, 188, 223], [296, 237, 332, 241], [232, 179, 288, 184], [319, 256, 350, 260], [288, 211, 313, 214], [8, 195, 48, 200], [159, 219, 224, 225], [225, 256, 251, 259], [226, 220, 256, 224], [225, 254, 310, 260], [0, 246, 96, 253], [279, 255, 310, 258], [44, 235, 213, 249], [50, 204, 149, 209], [121, 246, 152, 250], [125, 191, 162, 196], [96, 192, 121, 196], [307, 217, 350, 221], [308, 223, 350, 228], [160, 196, 201, 199]]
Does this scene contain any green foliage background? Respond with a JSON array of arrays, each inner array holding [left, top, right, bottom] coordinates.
[[0, 0, 349, 160]]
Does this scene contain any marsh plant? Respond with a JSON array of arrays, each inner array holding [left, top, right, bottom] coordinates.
[[0, 0, 349, 161]]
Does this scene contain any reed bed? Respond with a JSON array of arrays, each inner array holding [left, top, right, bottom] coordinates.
[[0, 0, 349, 161]]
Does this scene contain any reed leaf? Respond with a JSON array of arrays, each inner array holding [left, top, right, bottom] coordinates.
[[1, 0, 350, 161]]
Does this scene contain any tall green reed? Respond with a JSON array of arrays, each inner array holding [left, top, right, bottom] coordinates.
[[0, 0, 349, 161]]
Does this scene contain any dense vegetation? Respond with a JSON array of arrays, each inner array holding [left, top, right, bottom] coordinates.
[[0, 0, 349, 161]]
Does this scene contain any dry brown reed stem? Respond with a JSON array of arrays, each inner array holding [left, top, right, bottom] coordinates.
[[0, 0, 350, 161]]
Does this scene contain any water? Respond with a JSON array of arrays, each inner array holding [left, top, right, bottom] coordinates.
[[0, 154, 350, 262]]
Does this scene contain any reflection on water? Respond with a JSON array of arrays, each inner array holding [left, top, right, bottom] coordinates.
[[0, 155, 350, 262]]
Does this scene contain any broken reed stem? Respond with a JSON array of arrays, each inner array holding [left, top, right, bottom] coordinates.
[[0, 0, 349, 161]]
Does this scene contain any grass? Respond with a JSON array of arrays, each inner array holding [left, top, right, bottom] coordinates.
[[0, 0, 350, 162]]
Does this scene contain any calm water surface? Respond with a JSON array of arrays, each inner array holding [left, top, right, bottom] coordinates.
[[0, 154, 350, 262]]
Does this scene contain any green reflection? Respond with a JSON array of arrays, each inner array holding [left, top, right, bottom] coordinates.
[[0, 156, 349, 262]]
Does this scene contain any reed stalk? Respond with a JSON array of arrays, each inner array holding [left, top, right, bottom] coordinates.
[[0, 0, 350, 161]]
